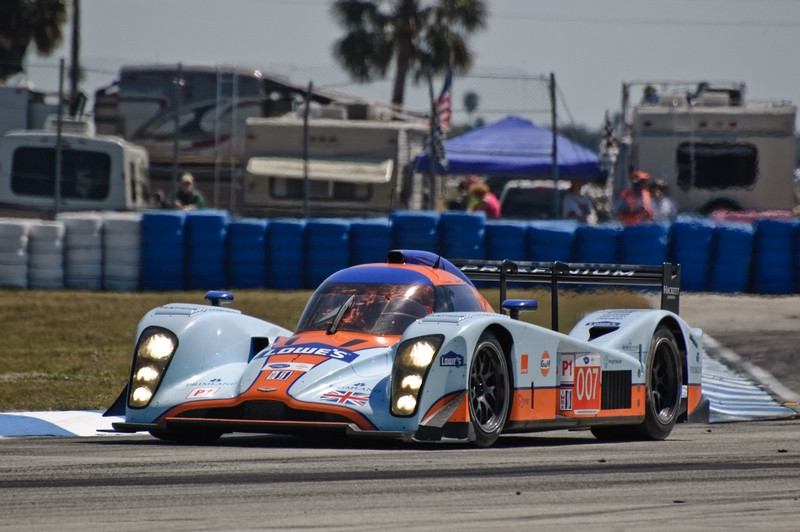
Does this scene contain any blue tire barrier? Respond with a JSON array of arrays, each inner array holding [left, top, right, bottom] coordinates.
[[709, 222, 755, 293], [350, 218, 392, 264], [574, 223, 622, 264], [669, 217, 715, 292], [227, 218, 268, 288], [751, 219, 799, 294], [484, 221, 530, 261], [184, 211, 229, 290], [439, 212, 486, 260], [527, 221, 577, 262], [305, 218, 351, 288], [391, 210, 440, 253], [139, 211, 186, 291], [619, 223, 669, 265], [266, 218, 306, 289]]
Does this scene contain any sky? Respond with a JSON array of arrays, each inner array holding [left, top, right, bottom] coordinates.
[[18, 0, 800, 131]]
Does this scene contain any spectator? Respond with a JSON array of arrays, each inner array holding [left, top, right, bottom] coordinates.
[[173, 172, 205, 210], [649, 179, 677, 222], [641, 84, 660, 104], [614, 171, 653, 224], [468, 181, 501, 219], [456, 175, 481, 211], [561, 178, 596, 224]]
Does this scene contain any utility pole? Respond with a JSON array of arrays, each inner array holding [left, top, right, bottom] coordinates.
[[68, 0, 81, 116]]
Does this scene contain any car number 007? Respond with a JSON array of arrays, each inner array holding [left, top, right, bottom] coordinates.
[[575, 366, 599, 401]]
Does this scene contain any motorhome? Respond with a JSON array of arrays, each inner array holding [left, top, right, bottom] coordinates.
[[0, 121, 150, 216], [607, 81, 797, 214], [242, 116, 428, 218]]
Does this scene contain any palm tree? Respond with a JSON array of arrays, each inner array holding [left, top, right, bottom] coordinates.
[[0, 0, 69, 83], [331, 0, 487, 109]]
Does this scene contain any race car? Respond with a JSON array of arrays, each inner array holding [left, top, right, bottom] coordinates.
[[106, 249, 708, 447]]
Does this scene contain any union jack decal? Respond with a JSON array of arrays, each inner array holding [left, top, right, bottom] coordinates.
[[320, 390, 370, 407]]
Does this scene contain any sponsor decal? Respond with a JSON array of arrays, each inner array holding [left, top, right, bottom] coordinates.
[[440, 351, 464, 367], [540, 351, 551, 377], [585, 321, 620, 327], [521, 354, 528, 375], [186, 387, 220, 399], [320, 390, 370, 407], [187, 378, 235, 387], [257, 343, 359, 363], [263, 362, 314, 372], [560, 389, 573, 411], [265, 370, 293, 381]]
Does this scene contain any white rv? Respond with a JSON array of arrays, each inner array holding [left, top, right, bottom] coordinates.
[[0, 125, 150, 216], [608, 81, 797, 214], [242, 116, 428, 217]]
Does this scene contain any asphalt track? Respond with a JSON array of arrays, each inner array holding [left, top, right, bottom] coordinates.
[[1, 421, 799, 531]]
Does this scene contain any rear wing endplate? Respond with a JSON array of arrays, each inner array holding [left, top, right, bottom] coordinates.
[[451, 259, 681, 330]]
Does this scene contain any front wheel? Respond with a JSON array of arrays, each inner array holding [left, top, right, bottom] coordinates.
[[468, 332, 510, 447]]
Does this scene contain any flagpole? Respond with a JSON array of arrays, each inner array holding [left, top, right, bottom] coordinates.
[[426, 74, 437, 211]]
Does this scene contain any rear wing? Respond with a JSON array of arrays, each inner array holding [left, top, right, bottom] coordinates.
[[450, 259, 681, 330]]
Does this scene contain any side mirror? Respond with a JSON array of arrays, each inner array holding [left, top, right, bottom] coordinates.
[[501, 299, 538, 320]]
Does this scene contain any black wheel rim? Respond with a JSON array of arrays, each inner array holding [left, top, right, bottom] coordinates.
[[651, 338, 680, 425], [469, 342, 508, 434]]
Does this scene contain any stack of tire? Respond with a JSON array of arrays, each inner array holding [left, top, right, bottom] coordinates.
[[751, 218, 799, 294], [709, 221, 755, 293], [439, 212, 486, 260], [484, 221, 529, 261], [619, 223, 669, 265], [266, 218, 305, 289], [391, 211, 440, 253], [140, 211, 186, 291], [226, 218, 268, 288], [669, 216, 715, 292], [305, 218, 351, 287], [27, 220, 65, 290], [0, 218, 30, 288], [527, 221, 577, 262], [184, 210, 229, 290], [102, 212, 142, 291], [350, 218, 392, 264], [57, 212, 104, 291], [574, 223, 622, 263]]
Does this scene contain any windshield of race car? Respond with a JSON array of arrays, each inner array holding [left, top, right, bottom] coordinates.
[[296, 282, 435, 336]]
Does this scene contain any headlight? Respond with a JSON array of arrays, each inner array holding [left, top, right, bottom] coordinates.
[[128, 327, 178, 408], [390, 335, 443, 416]]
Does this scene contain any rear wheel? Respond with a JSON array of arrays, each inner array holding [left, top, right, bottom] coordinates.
[[592, 325, 682, 441], [468, 332, 510, 447]]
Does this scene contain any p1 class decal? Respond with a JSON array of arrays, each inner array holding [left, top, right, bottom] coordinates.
[[574, 354, 601, 415], [186, 387, 220, 399]]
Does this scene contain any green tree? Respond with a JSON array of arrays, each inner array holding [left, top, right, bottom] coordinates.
[[0, 0, 69, 83], [331, 0, 487, 109]]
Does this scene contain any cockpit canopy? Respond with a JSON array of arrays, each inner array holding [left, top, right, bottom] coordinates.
[[296, 265, 485, 336]]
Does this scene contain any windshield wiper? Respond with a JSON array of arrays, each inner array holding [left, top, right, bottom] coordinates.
[[327, 295, 356, 335]]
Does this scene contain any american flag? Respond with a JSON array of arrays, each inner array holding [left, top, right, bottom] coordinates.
[[436, 67, 453, 130], [321, 390, 370, 407]]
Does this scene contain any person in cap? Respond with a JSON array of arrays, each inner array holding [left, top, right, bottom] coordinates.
[[173, 172, 205, 210], [649, 179, 677, 222], [613, 171, 653, 224]]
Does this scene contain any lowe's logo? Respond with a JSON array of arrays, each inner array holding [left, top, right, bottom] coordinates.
[[440, 351, 464, 367], [260, 343, 359, 363]]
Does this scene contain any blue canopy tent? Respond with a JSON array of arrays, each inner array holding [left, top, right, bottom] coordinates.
[[413, 115, 604, 180]]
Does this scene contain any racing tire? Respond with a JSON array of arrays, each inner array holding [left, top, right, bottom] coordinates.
[[149, 428, 223, 444], [592, 325, 682, 441], [468, 332, 510, 448]]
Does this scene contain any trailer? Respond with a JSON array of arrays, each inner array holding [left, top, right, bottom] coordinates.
[[608, 81, 797, 214]]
